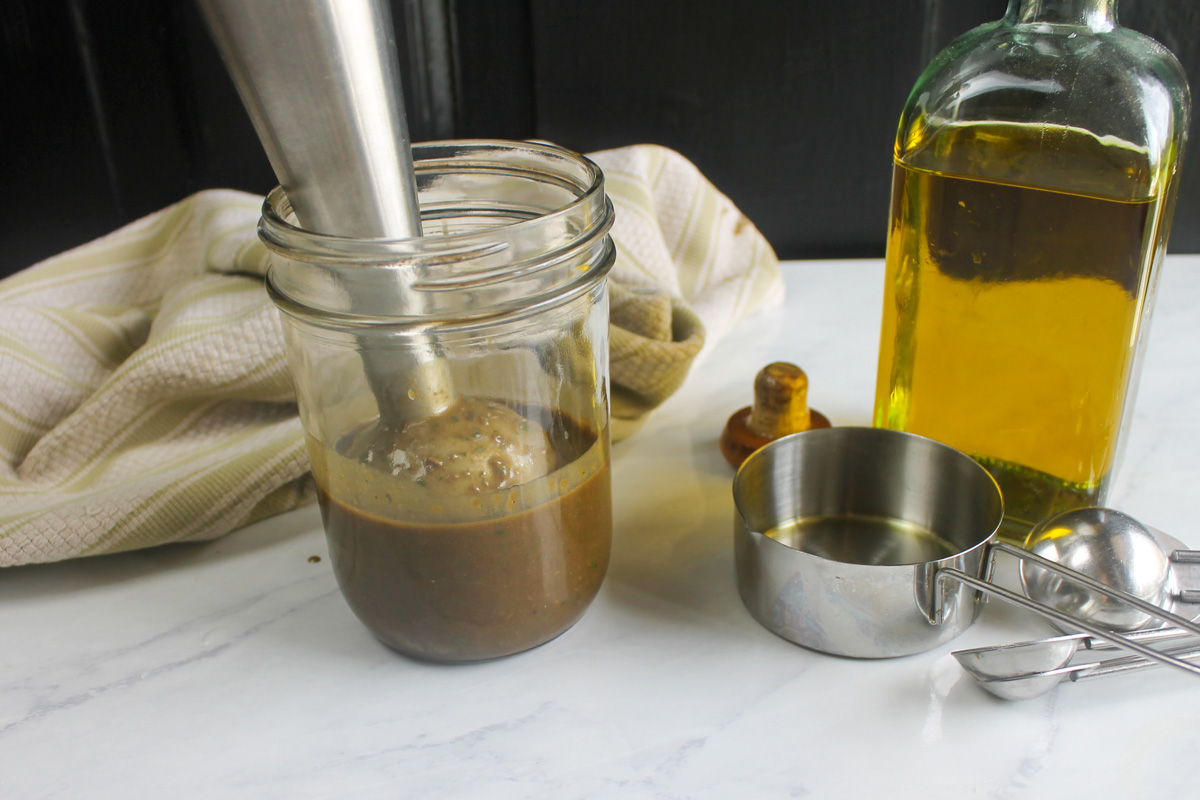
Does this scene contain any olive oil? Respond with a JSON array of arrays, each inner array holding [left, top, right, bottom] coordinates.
[[874, 122, 1164, 537], [767, 515, 959, 567]]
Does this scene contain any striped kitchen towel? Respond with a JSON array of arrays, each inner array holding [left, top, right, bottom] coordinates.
[[0, 144, 781, 566], [592, 145, 783, 437]]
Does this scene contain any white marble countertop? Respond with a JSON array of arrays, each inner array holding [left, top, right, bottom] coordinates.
[[5, 256, 1200, 799]]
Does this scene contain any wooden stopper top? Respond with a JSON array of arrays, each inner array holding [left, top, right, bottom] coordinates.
[[719, 361, 830, 468]]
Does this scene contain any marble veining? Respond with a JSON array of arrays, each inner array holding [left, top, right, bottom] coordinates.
[[3, 257, 1200, 798]]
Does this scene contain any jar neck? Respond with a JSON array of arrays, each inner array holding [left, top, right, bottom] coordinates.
[[1007, 0, 1117, 31], [262, 140, 616, 323]]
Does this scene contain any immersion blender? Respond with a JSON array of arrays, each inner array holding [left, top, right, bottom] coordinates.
[[196, 0, 454, 421]]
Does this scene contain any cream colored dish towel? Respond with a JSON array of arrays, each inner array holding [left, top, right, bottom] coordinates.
[[0, 144, 781, 567]]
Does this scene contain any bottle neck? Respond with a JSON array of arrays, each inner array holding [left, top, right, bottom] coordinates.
[[1007, 0, 1117, 31]]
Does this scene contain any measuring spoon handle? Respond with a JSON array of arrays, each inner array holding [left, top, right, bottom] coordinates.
[[1082, 625, 1198, 653], [936, 568, 1200, 678], [1070, 644, 1200, 683], [1171, 550, 1200, 603]]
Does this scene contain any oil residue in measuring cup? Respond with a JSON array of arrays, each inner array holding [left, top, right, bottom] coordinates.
[[765, 515, 959, 567]]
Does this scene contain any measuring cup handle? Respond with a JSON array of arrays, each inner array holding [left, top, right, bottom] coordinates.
[[934, 567, 1200, 679]]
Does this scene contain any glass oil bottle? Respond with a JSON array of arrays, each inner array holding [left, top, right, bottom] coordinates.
[[874, 0, 1190, 541]]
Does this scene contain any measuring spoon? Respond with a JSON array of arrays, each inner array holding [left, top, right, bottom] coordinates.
[[968, 644, 1200, 701], [952, 626, 1196, 681]]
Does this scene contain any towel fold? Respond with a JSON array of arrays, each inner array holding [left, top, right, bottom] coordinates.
[[0, 144, 781, 567]]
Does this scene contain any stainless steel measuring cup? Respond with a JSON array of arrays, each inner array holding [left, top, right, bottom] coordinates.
[[733, 427, 1200, 675]]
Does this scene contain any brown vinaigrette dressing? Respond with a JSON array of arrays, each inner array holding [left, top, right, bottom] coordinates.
[[310, 405, 611, 662]]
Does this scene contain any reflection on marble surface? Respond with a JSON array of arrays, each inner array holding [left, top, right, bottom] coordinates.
[[3, 258, 1200, 798]]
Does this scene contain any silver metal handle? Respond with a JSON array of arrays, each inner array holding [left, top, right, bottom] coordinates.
[[935, 562, 1200, 679], [972, 625, 1196, 658], [1057, 644, 1200, 684], [991, 541, 1200, 638], [196, 0, 422, 238], [1172, 550, 1200, 603], [198, 0, 455, 421], [1171, 550, 1200, 564], [1079, 625, 1196, 652]]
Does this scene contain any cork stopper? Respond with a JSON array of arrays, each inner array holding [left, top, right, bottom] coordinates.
[[720, 362, 830, 468]]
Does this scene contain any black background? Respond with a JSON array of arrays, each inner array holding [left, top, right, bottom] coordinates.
[[2, 0, 1196, 277]]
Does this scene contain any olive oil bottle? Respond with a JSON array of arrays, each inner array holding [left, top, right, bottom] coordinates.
[[875, 1, 1190, 541]]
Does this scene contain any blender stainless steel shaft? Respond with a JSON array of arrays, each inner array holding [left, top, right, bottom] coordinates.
[[197, 0, 453, 421]]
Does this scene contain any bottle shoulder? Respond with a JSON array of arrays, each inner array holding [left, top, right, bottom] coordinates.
[[896, 22, 1190, 197]]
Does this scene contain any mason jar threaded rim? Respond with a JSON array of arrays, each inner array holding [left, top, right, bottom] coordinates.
[[260, 140, 616, 328]]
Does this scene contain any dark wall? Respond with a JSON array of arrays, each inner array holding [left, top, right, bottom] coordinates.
[[529, 1, 947, 259], [2, 0, 1197, 278], [1, 0, 271, 273], [528, 0, 1200, 259]]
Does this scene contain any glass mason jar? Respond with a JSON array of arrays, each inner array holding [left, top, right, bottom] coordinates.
[[262, 141, 616, 661], [874, 0, 1190, 541]]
